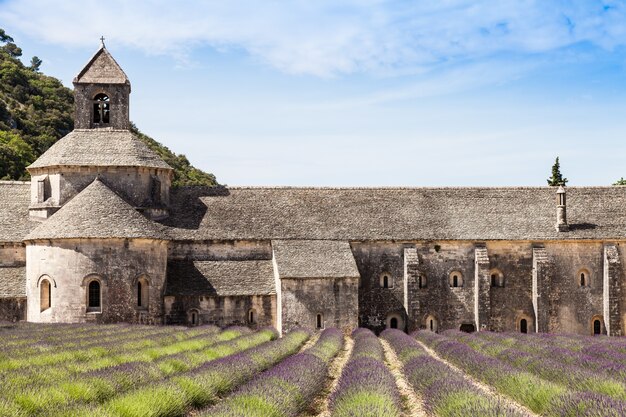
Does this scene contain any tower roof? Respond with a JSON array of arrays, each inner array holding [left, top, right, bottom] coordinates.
[[27, 129, 172, 170], [74, 45, 130, 85], [25, 178, 166, 241]]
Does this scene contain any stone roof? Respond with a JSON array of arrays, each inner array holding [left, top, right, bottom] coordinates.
[[28, 130, 172, 170], [272, 240, 360, 278], [74, 46, 130, 85], [25, 179, 165, 241], [165, 260, 276, 296], [0, 266, 25, 298], [163, 186, 626, 241], [0, 182, 36, 243]]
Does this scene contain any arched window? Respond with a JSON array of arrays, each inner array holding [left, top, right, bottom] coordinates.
[[380, 273, 393, 289], [449, 271, 463, 288], [93, 93, 110, 124], [137, 277, 149, 309], [490, 270, 505, 288], [426, 315, 438, 332], [40, 279, 51, 312], [418, 274, 427, 289], [88, 280, 101, 311], [390, 317, 398, 329], [316, 313, 324, 329], [520, 318, 528, 334], [577, 269, 591, 287], [248, 308, 256, 324]]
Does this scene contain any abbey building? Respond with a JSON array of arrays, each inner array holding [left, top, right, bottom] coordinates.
[[1, 46, 625, 336]]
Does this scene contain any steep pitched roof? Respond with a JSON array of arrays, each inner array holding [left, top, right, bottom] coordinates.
[[164, 186, 626, 241], [0, 182, 37, 243], [165, 260, 276, 296], [0, 266, 25, 298], [28, 130, 172, 170], [74, 46, 130, 85], [25, 179, 165, 241], [272, 240, 360, 278]]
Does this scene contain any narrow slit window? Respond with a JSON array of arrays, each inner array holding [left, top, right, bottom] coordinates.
[[40, 279, 51, 312], [316, 313, 323, 329]]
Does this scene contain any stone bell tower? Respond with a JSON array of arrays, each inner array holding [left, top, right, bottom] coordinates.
[[26, 40, 173, 220], [73, 39, 131, 130]]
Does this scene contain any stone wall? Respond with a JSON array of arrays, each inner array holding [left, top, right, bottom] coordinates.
[[0, 243, 25, 266], [543, 241, 605, 334], [168, 240, 272, 261], [281, 277, 358, 333], [0, 297, 26, 322], [164, 294, 275, 328], [353, 240, 619, 336], [29, 167, 171, 217], [487, 241, 535, 333], [26, 238, 167, 323], [351, 243, 407, 333]]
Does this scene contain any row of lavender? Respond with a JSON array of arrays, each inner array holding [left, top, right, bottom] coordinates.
[[383, 329, 524, 417], [0, 326, 309, 417], [330, 328, 401, 417], [416, 330, 626, 416], [0, 326, 248, 400], [205, 327, 344, 417]]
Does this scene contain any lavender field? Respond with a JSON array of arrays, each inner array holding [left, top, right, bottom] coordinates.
[[0, 323, 624, 416]]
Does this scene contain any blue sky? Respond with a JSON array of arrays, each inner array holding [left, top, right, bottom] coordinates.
[[1, 0, 625, 186]]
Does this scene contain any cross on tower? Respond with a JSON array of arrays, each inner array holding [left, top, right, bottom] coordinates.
[[100, 36, 105, 47]]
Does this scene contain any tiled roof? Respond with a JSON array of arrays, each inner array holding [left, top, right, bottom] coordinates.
[[165, 260, 276, 296], [272, 240, 360, 278], [25, 179, 166, 241], [0, 182, 36, 243], [74, 46, 130, 85], [0, 266, 25, 298], [163, 186, 626, 241], [28, 129, 172, 170]]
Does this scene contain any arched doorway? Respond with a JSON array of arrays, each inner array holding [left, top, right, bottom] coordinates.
[[520, 318, 528, 334], [593, 319, 601, 335], [386, 314, 403, 330], [460, 323, 475, 333]]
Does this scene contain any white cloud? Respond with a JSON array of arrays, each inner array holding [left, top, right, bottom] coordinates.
[[1, 0, 624, 77]]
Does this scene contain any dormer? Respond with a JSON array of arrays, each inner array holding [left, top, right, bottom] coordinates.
[[73, 43, 131, 130]]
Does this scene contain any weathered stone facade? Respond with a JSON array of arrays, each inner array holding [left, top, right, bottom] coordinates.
[[1, 45, 626, 337]]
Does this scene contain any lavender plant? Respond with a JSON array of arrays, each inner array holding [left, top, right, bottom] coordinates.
[[205, 328, 343, 417], [330, 328, 401, 417], [383, 329, 524, 417]]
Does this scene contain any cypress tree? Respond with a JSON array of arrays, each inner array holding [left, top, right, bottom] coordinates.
[[547, 157, 568, 186]]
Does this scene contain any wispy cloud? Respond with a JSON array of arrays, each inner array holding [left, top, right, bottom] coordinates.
[[1, 0, 624, 77]]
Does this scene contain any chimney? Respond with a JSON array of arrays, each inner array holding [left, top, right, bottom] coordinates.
[[555, 185, 569, 232]]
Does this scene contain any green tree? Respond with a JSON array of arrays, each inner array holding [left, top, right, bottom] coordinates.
[[2, 43, 22, 57], [0, 28, 13, 43], [547, 157, 568, 186], [29, 56, 42, 72], [0, 131, 35, 180], [613, 177, 626, 186]]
